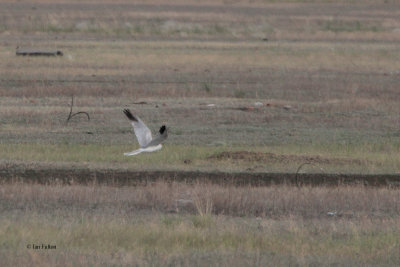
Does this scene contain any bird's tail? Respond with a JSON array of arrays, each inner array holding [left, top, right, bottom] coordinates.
[[123, 148, 144, 156]]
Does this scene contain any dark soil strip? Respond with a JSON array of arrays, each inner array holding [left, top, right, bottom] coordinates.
[[0, 169, 399, 187]]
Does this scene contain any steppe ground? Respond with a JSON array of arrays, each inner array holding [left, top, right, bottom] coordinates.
[[0, 0, 400, 266]]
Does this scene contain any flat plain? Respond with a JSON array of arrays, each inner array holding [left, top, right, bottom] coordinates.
[[0, 0, 400, 265]]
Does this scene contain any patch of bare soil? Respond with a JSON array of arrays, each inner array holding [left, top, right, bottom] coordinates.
[[0, 168, 399, 187], [208, 151, 369, 166]]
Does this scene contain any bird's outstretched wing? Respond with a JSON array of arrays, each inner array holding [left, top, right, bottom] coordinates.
[[123, 109, 152, 148], [145, 125, 168, 148]]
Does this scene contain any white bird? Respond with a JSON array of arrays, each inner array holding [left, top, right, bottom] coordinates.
[[123, 109, 168, 156]]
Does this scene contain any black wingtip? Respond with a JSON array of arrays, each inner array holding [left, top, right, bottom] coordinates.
[[159, 125, 167, 134], [123, 109, 138, 122]]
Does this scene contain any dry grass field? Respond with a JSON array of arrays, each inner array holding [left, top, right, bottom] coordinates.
[[1, 182, 400, 266], [0, 0, 400, 265]]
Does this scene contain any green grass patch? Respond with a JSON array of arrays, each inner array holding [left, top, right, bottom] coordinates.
[[0, 142, 398, 174], [322, 20, 382, 33]]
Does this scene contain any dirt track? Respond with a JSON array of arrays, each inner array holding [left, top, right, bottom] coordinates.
[[1, 168, 399, 187]]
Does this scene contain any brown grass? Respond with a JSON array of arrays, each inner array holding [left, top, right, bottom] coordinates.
[[1, 182, 400, 265], [1, 1, 400, 265], [1, 181, 399, 218], [1, 1, 400, 41]]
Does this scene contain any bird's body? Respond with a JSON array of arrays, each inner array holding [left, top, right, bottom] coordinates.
[[123, 109, 168, 156]]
